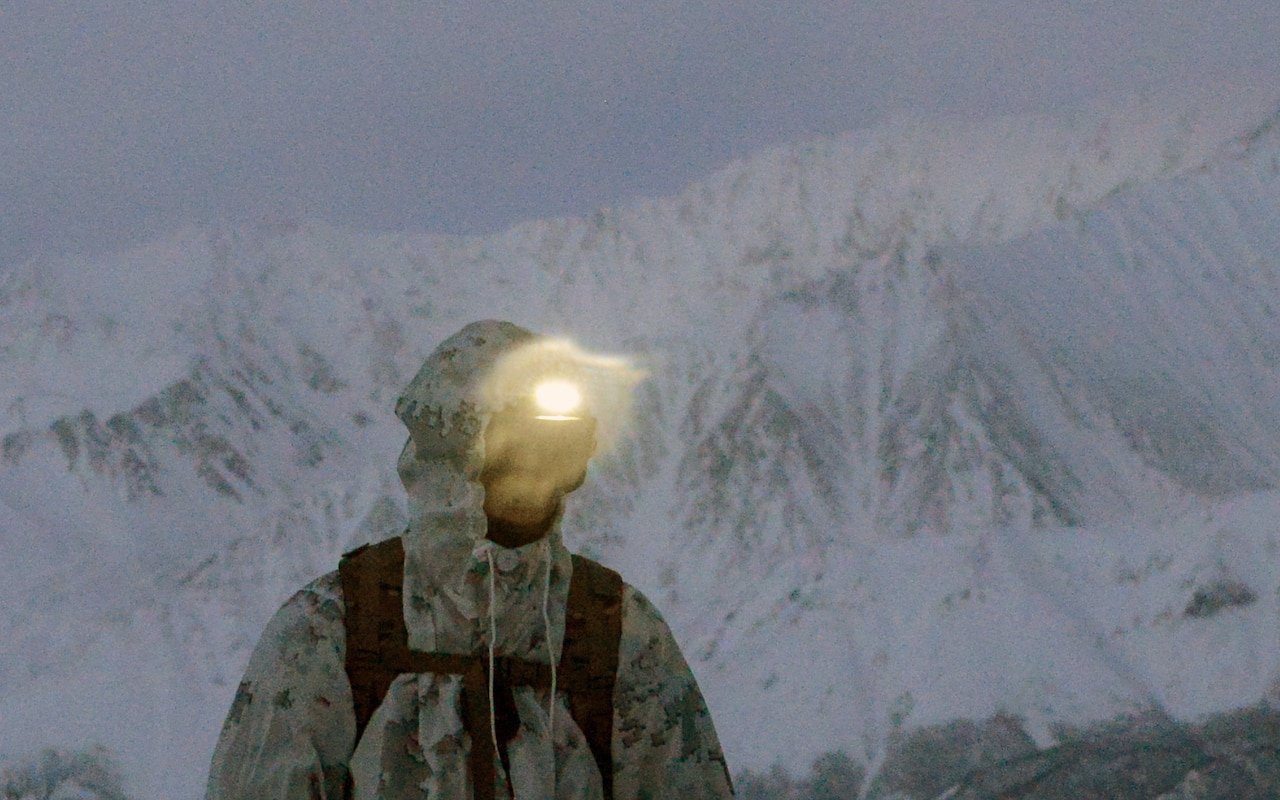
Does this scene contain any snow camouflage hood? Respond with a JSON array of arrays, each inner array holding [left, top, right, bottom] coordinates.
[[392, 319, 575, 657], [206, 319, 735, 800]]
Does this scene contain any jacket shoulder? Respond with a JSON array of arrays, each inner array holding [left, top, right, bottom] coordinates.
[[279, 568, 346, 624], [238, 569, 347, 682], [615, 582, 691, 687], [207, 569, 356, 798], [303, 568, 344, 607], [617, 582, 669, 634], [611, 583, 736, 798], [231, 569, 348, 688]]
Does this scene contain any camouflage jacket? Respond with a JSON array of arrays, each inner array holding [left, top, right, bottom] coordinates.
[[206, 320, 733, 799]]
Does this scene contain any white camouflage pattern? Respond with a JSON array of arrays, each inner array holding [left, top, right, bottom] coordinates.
[[207, 320, 733, 799]]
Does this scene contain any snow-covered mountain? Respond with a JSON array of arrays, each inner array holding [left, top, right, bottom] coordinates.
[[3, 79, 1280, 799]]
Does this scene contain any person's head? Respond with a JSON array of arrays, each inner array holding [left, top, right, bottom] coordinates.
[[395, 320, 641, 548], [391, 320, 637, 650], [478, 396, 598, 546]]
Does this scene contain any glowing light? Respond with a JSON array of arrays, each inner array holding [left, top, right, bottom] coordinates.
[[481, 337, 647, 447], [534, 380, 582, 417]]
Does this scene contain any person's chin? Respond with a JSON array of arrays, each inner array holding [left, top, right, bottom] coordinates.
[[496, 508, 552, 528], [487, 494, 559, 526]]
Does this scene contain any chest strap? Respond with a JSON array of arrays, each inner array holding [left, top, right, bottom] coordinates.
[[339, 537, 622, 800]]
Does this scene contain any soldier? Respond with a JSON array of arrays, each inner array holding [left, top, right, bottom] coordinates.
[[207, 319, 734, 799]]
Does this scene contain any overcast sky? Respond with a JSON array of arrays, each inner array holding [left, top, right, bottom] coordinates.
[[3, 1, 1279, 270]]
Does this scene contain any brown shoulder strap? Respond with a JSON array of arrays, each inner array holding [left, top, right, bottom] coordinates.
[[563, 553, 624, 800], [338, 536, 409, 746]]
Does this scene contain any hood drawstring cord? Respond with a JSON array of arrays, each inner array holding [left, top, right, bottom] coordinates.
[[485, 547, 500, 767], [481, 539, 559, 758], [541, 538, 558, 738]]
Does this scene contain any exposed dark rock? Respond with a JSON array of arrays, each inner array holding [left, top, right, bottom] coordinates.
[[121, 449, 163, 499], [1184, 580, 1258, 619], [50, 417, 78, 466], [299, 345, 347, 395], [1, 430, 31, 465]]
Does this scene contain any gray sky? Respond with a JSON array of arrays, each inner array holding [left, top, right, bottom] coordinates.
[[3, 1, 1279, 270]]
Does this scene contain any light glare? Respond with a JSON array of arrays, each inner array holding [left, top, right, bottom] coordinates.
[[534, 380, 582, 415]]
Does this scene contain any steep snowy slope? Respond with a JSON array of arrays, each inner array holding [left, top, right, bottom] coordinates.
[[683, 106, 1280, 780], [946, 113, 1280, 500], [1, 82, 1279, 798]]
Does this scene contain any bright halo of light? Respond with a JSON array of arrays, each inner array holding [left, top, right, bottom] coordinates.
[[481, 336, 648, 451], [534, 380, 582, 416]]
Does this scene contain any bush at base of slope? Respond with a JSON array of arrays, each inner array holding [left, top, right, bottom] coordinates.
[[735, 703, 1280, 799], [0, 745, 129, 800]]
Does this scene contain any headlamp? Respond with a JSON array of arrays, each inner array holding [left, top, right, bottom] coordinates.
[[532, 380, 583, 420]]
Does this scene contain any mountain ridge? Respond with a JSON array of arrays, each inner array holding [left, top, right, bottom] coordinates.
[[3, 82, 1280, 797]]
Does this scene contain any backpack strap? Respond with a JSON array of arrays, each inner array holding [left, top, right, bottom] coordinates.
[[338, 537, 408, 747], [338, 538, 624, 800], [563, 553, 623, 800]]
